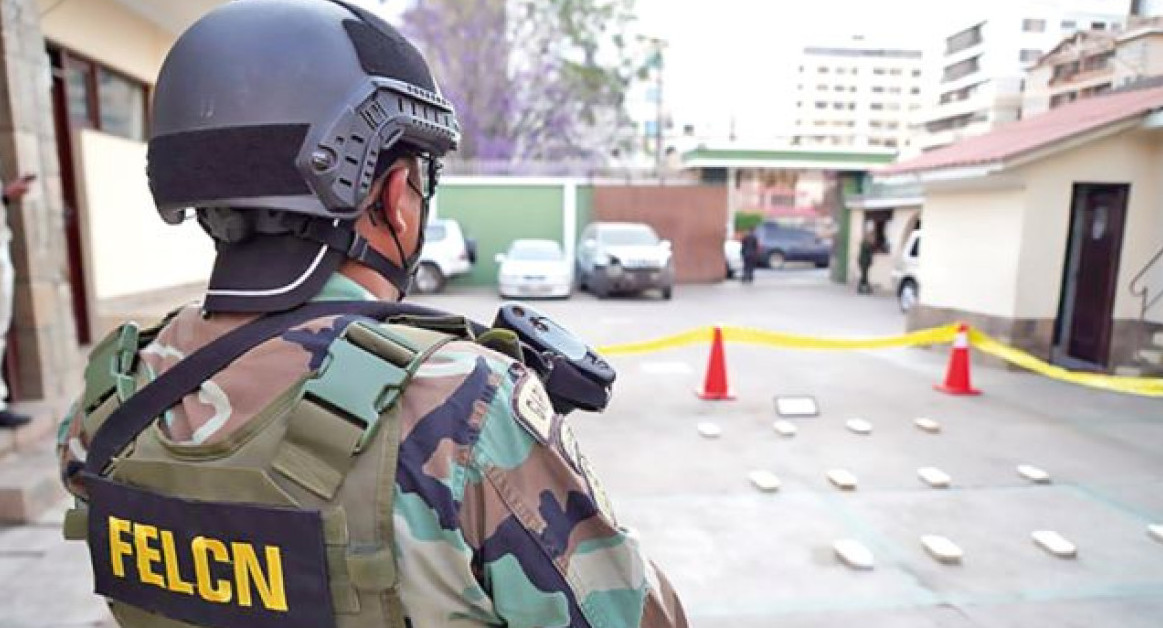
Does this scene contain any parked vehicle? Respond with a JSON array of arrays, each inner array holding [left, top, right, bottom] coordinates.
[[415, 218, 475, 294], [756, 221, 831, 268], [724, 239, 743, 279], [496, 239, 572, 299], [891, 230, 921, 313], [576, 222, 674, 299]]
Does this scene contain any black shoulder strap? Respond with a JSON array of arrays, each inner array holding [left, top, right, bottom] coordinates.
[[82, 300, 444, 476]]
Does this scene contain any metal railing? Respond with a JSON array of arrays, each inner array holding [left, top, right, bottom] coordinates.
[[1130, 244, 1163, 319]]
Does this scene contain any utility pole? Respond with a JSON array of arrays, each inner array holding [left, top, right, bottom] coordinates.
[[654, 39, 664, 175]]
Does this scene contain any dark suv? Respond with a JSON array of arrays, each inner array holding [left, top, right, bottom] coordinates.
[[755, 222, 831, 268]]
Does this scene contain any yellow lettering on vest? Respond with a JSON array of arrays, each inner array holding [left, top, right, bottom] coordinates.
[[161, 531, 195, 595], [133, 524, 165, 588], [232, 543, 288, 611], [192, 536, 232, 603], [108, 516, 133, 578]]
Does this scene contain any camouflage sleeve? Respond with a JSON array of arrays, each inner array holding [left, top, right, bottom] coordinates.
[[457, 356, 688, 628]]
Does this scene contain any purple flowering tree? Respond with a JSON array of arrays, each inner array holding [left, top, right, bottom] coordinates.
[[402, 0, 640, 165]]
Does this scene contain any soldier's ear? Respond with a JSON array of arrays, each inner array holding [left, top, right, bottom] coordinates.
[[382, 165, 411, 233]]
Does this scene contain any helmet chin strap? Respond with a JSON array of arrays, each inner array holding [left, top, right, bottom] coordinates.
[[372, 193, 431, 300]]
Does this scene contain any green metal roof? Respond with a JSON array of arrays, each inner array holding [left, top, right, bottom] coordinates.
[[682, 147, 898, 170]]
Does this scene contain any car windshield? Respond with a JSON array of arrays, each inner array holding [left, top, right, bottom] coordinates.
[[600, 226, 658, 246], [508, 241, 563, 261]]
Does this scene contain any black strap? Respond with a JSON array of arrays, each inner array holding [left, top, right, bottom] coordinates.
[[82, 300, 450, 476], [292, 219, 412, 297]]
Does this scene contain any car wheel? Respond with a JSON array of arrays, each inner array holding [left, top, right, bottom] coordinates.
[[767, 250, 786, 269], [814, 260, 829, 268], [592, 281, 609, 299], [898, 279, 919, 313], [413, 262, 446, 294], [661, 285, 673, 300]]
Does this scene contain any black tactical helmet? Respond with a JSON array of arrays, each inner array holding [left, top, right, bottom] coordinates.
[[148, 0, 459, 312]]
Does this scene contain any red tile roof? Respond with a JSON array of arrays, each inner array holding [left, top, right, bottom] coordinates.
[[883, 85, 1163, 176]]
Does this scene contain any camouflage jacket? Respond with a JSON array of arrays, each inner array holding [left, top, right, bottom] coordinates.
[[58, 275, 687, 628]]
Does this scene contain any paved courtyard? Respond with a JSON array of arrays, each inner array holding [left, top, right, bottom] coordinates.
[[2, 268, 1162, 627]]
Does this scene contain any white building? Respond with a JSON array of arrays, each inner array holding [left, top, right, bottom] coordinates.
[[792, 40, 925, 151], [915, 0, 1129, 151]]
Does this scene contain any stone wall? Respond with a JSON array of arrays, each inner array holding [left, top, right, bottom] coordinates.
[[0, 0, 81, 401]]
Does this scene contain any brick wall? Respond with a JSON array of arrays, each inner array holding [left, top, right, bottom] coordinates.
[[592, 185, 728, 283]]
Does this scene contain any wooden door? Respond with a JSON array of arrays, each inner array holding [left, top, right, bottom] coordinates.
[[1061, 184, 1128, 366]]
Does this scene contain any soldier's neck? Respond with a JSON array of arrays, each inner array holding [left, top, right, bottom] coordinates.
[[338, 261, 402, 302]]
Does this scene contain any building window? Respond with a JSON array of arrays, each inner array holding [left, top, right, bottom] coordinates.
[[872, 86, 885, 93], [98, 69, 146, 142], [910, 87, 921, 94], [912, 69, 922, 77], [819, 66, 830, 73], [1020, 49, 1042, 64], [1091, 21, 1106, 30], [873, 68, 886, 75], [56, 47, 148, 142], [870, 103, 884, 110], [1050, 91, 1078, 108], [815, 101, 827, 109], [1061, 20, 1076, 30], [1083, 51, 1113, 71], [942, 55, 980, 82], [1022, 18, 1046, 32], [946, 23, 983, 54]]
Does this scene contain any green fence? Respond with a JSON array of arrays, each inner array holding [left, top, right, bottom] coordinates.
[[437, 181, 579, 287]]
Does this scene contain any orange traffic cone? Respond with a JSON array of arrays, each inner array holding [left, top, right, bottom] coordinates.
[[697, 326, 735, 400], [935, 323, 981, 396]]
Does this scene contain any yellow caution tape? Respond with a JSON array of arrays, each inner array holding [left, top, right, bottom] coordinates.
[[598, 324, 958, 356], [597, 324, 1163, 398], [968, 330, 1163, 398]]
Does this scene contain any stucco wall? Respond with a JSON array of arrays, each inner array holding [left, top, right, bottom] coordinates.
[[917, 187, 1027, 318], [37, 0, 172, 83], [75, 130, 213, 301], [1013, 127, 1163, 323]]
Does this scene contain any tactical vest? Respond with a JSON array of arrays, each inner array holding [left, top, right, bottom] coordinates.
[[64, 313, 460, 628]]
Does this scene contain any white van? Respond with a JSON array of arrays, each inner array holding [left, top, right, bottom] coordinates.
[[415, 219, 475, 293]]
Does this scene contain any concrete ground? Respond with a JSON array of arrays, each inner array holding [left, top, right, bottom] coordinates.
[[2, 267, 1162, 627]]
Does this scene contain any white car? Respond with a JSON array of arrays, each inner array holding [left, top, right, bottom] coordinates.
[[415, 219, 475, 294], [891, 230, 921, 312], [496, 239, 572, 299], [724, 239, 743, 279]]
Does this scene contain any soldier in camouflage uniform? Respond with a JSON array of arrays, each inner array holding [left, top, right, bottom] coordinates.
[[56, 1, 687, 627]]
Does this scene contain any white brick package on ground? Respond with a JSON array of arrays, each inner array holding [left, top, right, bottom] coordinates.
[[917, 467, 952, 488], [846, 418, 873, 435], [827, 468, 859, 490], [1018, 465, 1052, 484], [772, 420, 798, 437], [921, 535, 964, 565], [747, 470, 782, 492], [914, 417, 942, 433], [1032, 531, 1078, 558], [696, 422, 722, 438], [833, 539, 875, 570]]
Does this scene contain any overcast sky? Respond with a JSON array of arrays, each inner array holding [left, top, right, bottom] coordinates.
[[359, 0, 1133, 142]]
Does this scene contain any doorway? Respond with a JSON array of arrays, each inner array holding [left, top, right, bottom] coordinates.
[[1053, 183, 1129, 369]]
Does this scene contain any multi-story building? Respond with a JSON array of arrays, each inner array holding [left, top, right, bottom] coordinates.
[[791, 40, 925, 151], [1024, 13, 1163, 116], [915, 0, 1128, 151]]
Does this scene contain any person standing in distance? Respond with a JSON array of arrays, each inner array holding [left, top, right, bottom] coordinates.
[[56, 2, 688, 627], [740, 226, 759, 284], [0, 173, 35, 428]]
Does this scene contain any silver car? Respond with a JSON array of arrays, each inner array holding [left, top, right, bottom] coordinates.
[[576, 222, 674, 299]]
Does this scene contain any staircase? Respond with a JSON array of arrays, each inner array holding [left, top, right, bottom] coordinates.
[[1119, 248, 1163, 377]]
